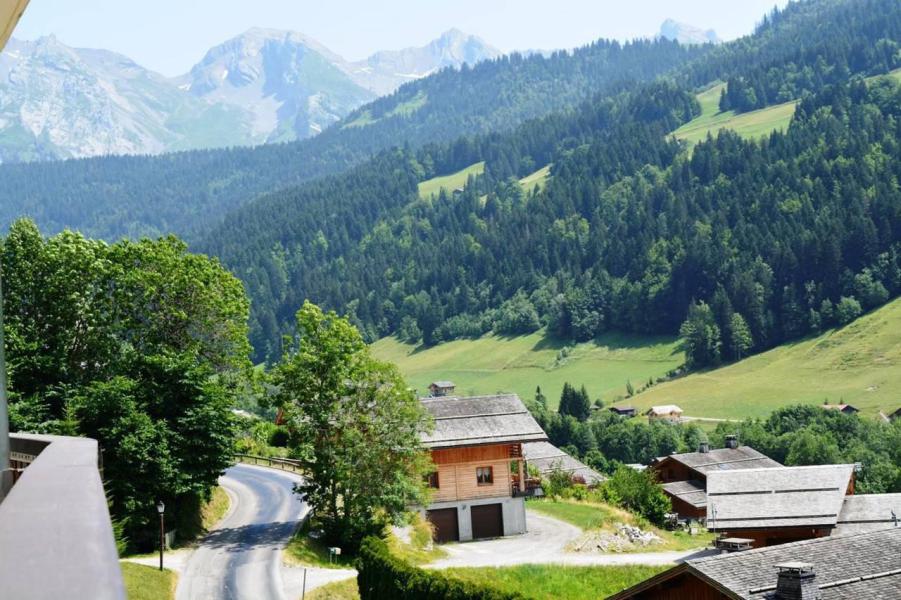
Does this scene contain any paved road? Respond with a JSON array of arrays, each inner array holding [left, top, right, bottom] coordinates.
[[176, 464, 307, 600], [428, 512, 717, 569]]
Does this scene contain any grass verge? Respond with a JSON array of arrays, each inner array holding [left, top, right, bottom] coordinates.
[[284, 518, 356, 569], [307, 577, 360, 600], [444, 564, 668, 600], [201, 486, 230, 531], [121, 563, 177, 600]]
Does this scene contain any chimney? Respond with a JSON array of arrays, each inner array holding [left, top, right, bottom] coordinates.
[[774, 563, 818, 600], [724, 435, 738, 449], [698, 441, 710, 454]]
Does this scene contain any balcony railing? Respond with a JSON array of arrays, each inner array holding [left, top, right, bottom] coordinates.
[[0, 433, 125, 599]]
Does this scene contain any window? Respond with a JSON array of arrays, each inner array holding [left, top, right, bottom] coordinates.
[[476, 466, 493, 485], [424, 471, 440, 489]]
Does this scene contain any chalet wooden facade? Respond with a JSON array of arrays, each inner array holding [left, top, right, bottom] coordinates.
[[419, 394, 546, 543], [644, 405, 683, 423]]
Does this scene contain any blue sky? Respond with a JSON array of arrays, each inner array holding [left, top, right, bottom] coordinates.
[[14, 0, 789, 76]]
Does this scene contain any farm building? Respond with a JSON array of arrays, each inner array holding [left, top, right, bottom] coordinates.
[[821, 403, 859, 414], [607, 526, 901, 599], [428, 380, 456, 397], [609, 406, 637, 417], [645, 405, 683, 423], [418, 393, 546, 543], [650, 438, 782, 520], [706, 464, 856, 548]]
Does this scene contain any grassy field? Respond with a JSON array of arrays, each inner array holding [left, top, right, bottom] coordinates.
[[672, 83, 797, 145], [309, 565, 666, 600], [121, 563, 177, 600], [371, 329, 682, 409], [629, 297, 901, 419], [519, 164, 552, 192], [527, 499, 713, 552], [417, 161, 486, 198], [445, 564, 668, 600]]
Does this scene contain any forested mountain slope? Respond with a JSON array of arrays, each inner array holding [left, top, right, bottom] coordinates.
[[200, 0, 901, 362], [0, 37, 704, 240]]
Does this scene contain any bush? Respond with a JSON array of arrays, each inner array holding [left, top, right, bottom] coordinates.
[[357, 536, 524, 600], [600, 466, 671, 526]]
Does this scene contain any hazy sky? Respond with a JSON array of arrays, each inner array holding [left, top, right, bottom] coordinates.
[[14, 0, 789, 77]]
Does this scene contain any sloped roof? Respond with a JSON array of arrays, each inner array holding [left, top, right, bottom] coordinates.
[[656, 446, 782, 477], [607, 527, 901, 600], [706, 464, 854, 530], [430, 380, 455, 388], [420, 394, 547, 449], [834, 494, 901, 535], [521, 441, 605, 485], [646, 404, 683, 415], [662, 479, 707, 509]]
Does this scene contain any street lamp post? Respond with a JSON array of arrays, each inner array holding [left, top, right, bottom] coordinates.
[[156, 500, 165, 571]]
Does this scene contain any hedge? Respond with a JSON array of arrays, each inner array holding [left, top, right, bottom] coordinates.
[[356, 536, 525, 600]]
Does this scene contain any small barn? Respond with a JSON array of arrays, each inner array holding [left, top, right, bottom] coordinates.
[[428, 380, 456, 397], [645, 405, 683, 423]]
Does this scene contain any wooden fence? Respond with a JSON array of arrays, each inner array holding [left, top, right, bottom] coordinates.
[[234, 454, 304, 474]]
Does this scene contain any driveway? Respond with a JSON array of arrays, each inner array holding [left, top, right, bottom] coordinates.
[[176, 464, 307, 600], [427, 511, 716, 569]]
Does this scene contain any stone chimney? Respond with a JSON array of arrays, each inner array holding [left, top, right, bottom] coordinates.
[[698, 441, 710, 453], [774, 563, 818, 600], [724, 435, 738, 449]]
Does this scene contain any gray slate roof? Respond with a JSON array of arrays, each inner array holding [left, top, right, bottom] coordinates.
[[420, 394, 547, 449], [607, 527, 901, 600], [657, 446, 782, 477], [706, 464, 854, 531], [834, 493, 901, 535], [662, 479, 707, 508], [430, 380, 455, 388], [521, 441, 605, 485]]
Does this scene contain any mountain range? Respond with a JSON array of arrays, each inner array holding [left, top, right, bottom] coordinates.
[[0, 28, 500, 162], [658, 18, 721, 45]]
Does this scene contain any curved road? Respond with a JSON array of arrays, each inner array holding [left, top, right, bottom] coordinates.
[[177, 464, 308, 600]]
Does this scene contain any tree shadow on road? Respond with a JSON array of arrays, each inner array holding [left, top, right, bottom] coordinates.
[[198, 520, 299, 553]]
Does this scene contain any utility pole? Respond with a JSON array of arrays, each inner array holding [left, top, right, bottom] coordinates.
[[0, 271, 12, 502]]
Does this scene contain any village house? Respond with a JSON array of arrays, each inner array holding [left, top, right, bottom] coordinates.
[[521, 441, 605, 487], [644, 404, 683, 423], [419, 393, 546, 543], [607, 526, 901, 600], [608, 406, 637, 418], [821, 403, 859, 415], [706, 464, 856, 548], [834, 493, 901, 534], [650, 438, 782, 521], [428, 380, 456, 397]]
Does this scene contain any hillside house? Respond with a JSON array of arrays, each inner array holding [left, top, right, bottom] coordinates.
[[521, 441, 605, 487], [609, 406, 637, 418], [645, 405, 683, 423], [821, 403, 859, 415], [706, 464, 856, 548], [428, 380, 456, 397], [419, 394, 546, 543], [651, 438, 782, 520], [607, 526, 901, 600]]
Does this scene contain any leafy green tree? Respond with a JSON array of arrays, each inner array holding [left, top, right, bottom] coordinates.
[[785, 429, 843, 466], [601, 465, 671, 526], [679, 301, 722, 368], [835, 296, 863, 324], [728, 313, 754, 360], [534, 386, 547, 410], [272, 301, 430, 550]]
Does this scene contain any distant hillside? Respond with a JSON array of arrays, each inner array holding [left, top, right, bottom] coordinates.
[[0, 35, 703, 240], [370, 330, 683, 410], [628, 297, 901, 419]]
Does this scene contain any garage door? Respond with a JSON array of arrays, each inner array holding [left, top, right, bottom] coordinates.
[[471, 503, 504, 539], [426, 508, 459, 543]]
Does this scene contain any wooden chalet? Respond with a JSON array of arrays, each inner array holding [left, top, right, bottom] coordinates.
[[609, 406, 637, 418], [821, 403, 859, 415], [706, 464, 855, 548], [521, 441, 605, 487], [645, 405, 683, 423], [651, 439, 782, 520], [419, 394, 546, 543], [427, 380, 456, 397], [607, 526, 901, 600]]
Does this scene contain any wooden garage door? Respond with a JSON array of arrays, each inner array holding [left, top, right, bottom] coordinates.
[[471, 503, 503, 539], [426, 508, 459, 543]]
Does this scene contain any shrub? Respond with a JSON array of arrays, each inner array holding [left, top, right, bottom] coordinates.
[[600, 466, 671, 526], [357, 537, 524, 600]]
